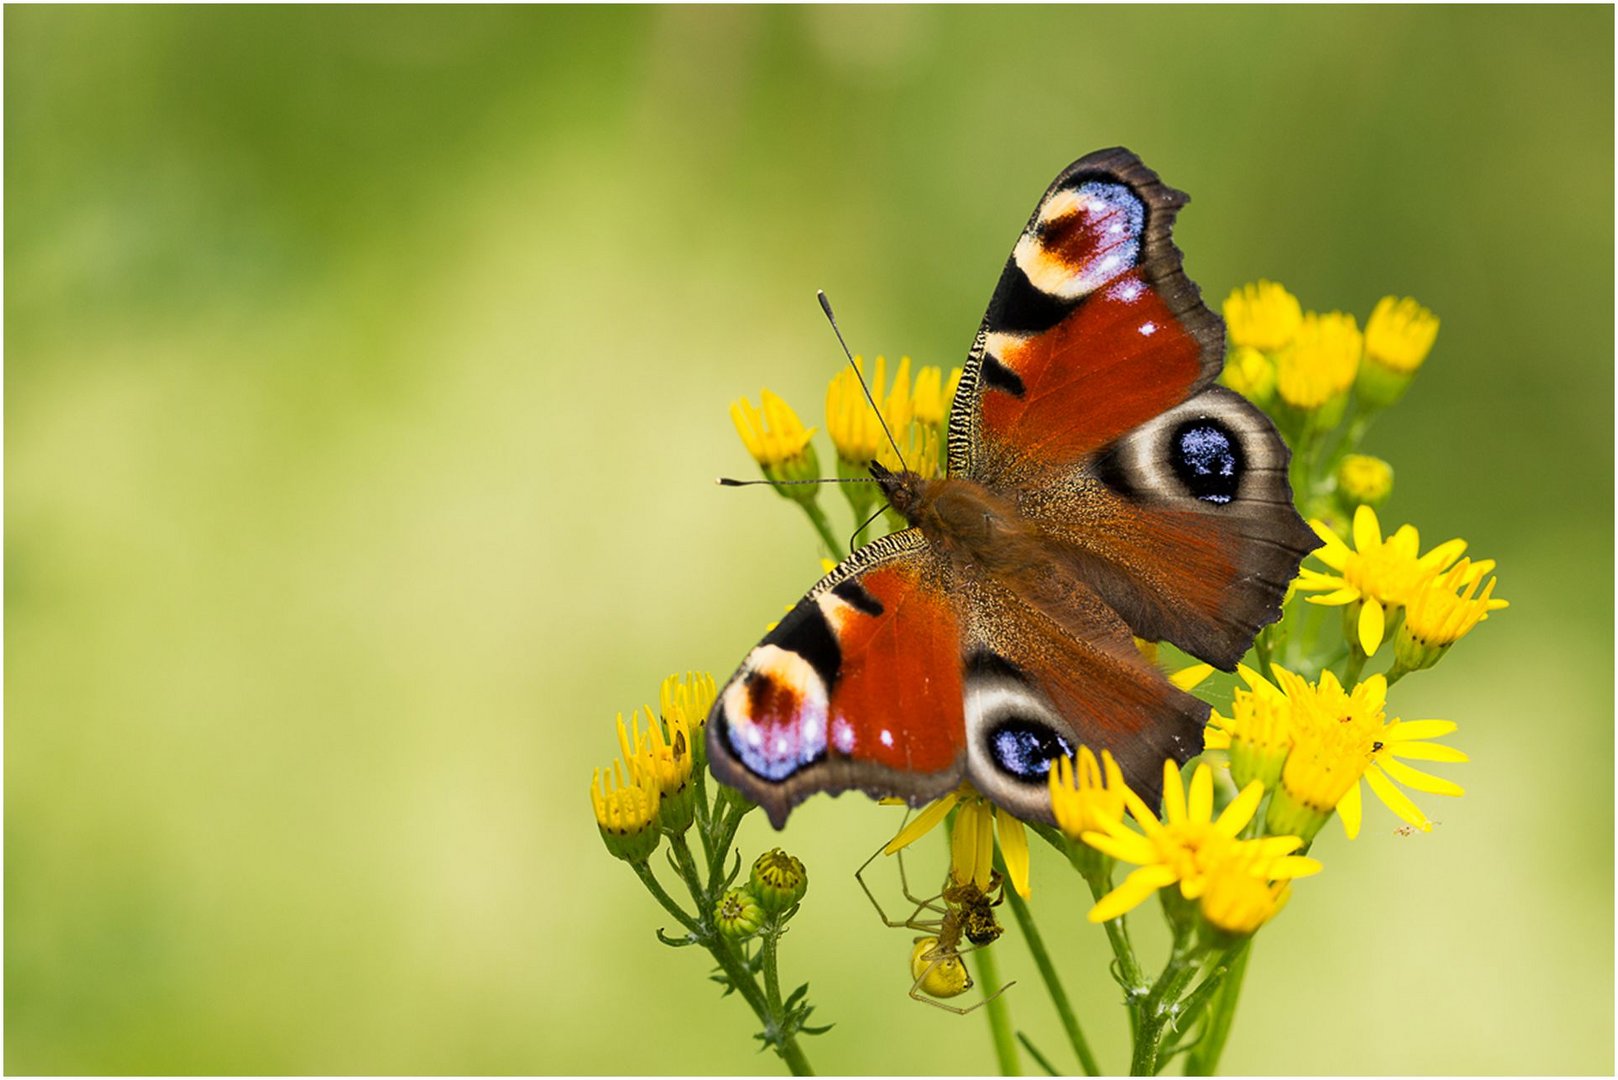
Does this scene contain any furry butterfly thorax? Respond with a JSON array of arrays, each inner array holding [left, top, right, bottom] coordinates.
[[709, 148, 1317, 830]]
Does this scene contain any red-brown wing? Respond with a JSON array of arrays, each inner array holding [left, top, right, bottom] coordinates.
[[949, 148, 1223, 483], [1024, 387, 1319, 670], [955, 561, 1208, 822], [947, 150, 1315, 670], [707, 531, 968, 829]]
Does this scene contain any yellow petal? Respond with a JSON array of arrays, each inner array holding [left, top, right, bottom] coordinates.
[[1388, 741, 1469, 764], [1383, 719, 1458, 741], [996, 810, 1032, 899], [1161, 759, 1186, 823], [1087, 865, 1178, 923], [1306, 587, 1362, 607], [1364, 765, 1432, 831], [1337, 780, 1363, 839], [1216, 780, 1266, 837], [1081, 829, 1156, 865], [1378, 756, 1465, 797], [1171, 663, 1216, 691], [1359, 599, 1385, 655], [973, 803, 995, 889], [1352, 504, 1382, 552], [1188, 765, 1214, 824], [1269, 855, 1323, 879], [1420, 537, 1468, 571], [883, 792, 958, 855]]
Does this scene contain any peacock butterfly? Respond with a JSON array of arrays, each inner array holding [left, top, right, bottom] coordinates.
[[708, 148, 1317, 828]]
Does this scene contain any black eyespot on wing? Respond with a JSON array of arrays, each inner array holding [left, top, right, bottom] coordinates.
[[1170, 418, 1244, 504], [831, 578, 884, 617], [761, 602, 842, 688], [980, 355, 1027, 397], [987, 719, 1073, 784]]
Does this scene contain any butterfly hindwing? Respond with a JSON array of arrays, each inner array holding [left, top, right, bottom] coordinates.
[[708, 531, 968, 828], [957, 564, 1208, 822]]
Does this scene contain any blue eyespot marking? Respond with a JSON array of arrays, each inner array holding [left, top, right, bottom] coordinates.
[[988, 720, 1074, 783], [1171, 419, 1244, 504]]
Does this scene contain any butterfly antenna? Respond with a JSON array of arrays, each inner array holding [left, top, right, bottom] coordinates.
[[848, 500, 892, 552], [818, 290, 909, 473], [717, 476, 880, 488]]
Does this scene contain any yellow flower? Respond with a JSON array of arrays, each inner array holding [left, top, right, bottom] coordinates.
[[1198, 846, 1302, 937], [732, 389, 815, 467], [1220, 345, 1276, 405], [1206, 665, 1294, 791], [1295, 504, 1471, 655], [912, 365, 945, 427], [826, 355, 914, 466], [883, 782, 1032, 899], [1264, 667, 1465, 842], [1364, 296, 1439, 375], [1394, 557, 1509, 673], [1082, 761, 1314, 922], [661, 671, 716, 770], [1275, 311, 1361, 414], [1049, 747, 1130, 841], [730, 390, 822, 501], [1223, 280, 1303, 352], [875, 420, 941, 480], [618, 706, 696, 834], [590, 756, 662, 862], [1336, 454, 1394, 508]]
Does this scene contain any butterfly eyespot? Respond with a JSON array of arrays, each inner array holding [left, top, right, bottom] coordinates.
[[1169, 418, 1245, 504], [986, 719, 1074, 783]]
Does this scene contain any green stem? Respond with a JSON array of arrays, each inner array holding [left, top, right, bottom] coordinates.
[[973, 943, 1020, 1075], [759, 918, 815, 1076], [631, 860, 704, 937], [1017, 1032, 1060, 1077], [704, 797, 746, 895], [1130, 937, 1201, 1076], [1002, 879, 1100, 1076], [800, 501, 846, 560], [648, 845, 814, 1076], [1075, 856, 1146, 1039], [1342, 645, 1367, 688], [1185, 941, 1251, 1076]]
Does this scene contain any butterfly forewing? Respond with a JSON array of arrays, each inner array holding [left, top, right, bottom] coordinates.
[[707, 531, 969, 828]]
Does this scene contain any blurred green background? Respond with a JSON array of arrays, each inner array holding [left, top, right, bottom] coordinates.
[[6, 5, 1612, 1075]]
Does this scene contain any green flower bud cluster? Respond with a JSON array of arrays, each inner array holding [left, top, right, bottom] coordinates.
[[714, 849, 809, 940]]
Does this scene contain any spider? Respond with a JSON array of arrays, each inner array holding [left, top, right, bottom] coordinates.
[[855, 835, 1016, 1015]]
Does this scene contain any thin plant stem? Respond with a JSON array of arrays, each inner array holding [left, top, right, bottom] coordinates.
[[800, 502, 846, 560], [973, 943, 1021, 1076], [1185, 940, 1251, 1076], [631, 859, 703, 938], [1001, 875, 1101, 1076], [1073, 854, 1145, 1038], [1017, 1032, 1060, 1077], [759, 917, 815, 1076], [1130, 933, 1201, 1076]]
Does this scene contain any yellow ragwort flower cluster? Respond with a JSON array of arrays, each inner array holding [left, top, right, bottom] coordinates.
[[590, 672, 717, 861], [1205, 664, 1467, 844], [1073, 760, 1321, 936], [1220, 282, 1438, 424], [1296, 504, 1507, 658]]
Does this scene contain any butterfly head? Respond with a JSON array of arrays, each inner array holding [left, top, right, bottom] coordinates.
[[868, 460, 929, 524]]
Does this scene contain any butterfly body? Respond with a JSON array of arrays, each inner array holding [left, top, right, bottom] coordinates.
[[711, 149, 1318, 829]]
